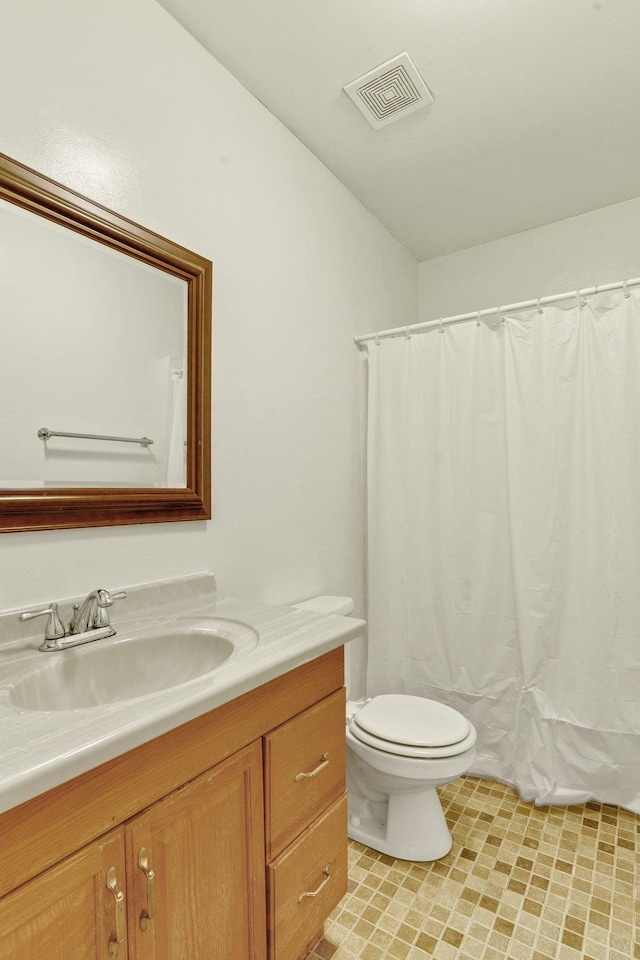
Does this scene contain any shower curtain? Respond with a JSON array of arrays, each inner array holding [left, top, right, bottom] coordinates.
[[366, 288, 640, 812], [167, 368, 186, 486]]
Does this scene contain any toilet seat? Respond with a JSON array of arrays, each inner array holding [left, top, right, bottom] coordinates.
[[349, 694, 477, 759]]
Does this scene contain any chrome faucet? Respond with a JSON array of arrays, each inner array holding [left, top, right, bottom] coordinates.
[[19, 588, 127, 652]]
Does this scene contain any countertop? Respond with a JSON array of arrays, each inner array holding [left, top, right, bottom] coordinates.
[[0, 574, 365, 815]]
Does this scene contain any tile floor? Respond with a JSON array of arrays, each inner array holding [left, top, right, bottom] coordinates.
[[311, 776, 638, 960]]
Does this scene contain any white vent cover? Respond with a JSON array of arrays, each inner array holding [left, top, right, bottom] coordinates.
[[344, 52, 434, 130]]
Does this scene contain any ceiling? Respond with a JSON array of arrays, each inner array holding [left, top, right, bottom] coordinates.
[[156, 0, 640, 261]]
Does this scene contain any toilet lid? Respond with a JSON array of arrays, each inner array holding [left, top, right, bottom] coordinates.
[[352, 695, 470, 748]]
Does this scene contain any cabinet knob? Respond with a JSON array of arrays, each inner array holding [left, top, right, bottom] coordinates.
[[138, 846, 157, 931], [298, 863, 332, 903], [106, 866, 125, 958], [294, 753, 330, 781]]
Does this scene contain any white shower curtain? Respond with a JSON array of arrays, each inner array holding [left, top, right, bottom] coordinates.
[[167, 369, 186, 487], [366, 288, 640, 812]]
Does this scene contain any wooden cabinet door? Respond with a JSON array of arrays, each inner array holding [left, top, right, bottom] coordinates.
[[125, 740, 266, 960], [0, 828, 127, 960]]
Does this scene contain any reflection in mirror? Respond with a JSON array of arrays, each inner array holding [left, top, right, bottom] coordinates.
[[1, 198, 188, 489], [0, 151, 211, 532]]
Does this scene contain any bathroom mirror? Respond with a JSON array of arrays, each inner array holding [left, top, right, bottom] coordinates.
[[0, 152, 211, 532]]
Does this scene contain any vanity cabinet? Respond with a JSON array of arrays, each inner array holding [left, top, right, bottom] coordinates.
[[0, 648, 346, 960]]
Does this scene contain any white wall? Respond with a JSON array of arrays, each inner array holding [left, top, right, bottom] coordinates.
[[0, 0, 417, 692], [419, 197, 640, 322]]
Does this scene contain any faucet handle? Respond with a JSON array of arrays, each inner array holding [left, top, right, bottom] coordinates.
[[94, 589, 127, 605], [19, 602, 66, 641], [94, 590, 127, 629]]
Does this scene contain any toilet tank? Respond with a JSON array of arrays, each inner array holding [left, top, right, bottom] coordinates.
[[293, 595, 355, 616]]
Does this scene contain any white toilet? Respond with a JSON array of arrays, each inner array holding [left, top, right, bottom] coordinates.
[[294, 596, 477, 863], [346, 695, 477, 861]]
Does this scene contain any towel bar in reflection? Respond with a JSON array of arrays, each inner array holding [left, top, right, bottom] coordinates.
[[38, 427, 153, 447]]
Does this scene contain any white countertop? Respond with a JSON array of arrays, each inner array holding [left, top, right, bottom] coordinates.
[[0, 575, 365, 815]]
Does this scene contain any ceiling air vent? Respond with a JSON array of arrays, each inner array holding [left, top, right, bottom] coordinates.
[[344, 52, 434, 130]]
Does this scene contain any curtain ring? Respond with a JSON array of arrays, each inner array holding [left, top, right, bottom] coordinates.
[[623, 279, 630, 299], [375, 332, 381, 345], [476, 311, 481, 327], [439, 317, 444, 334], [498, 307, 505, 324], [405, 324, 412, 340], [536, 298, 543, 314]]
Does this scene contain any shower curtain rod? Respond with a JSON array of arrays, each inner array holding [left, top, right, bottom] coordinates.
[[354, 275, 640, 346]]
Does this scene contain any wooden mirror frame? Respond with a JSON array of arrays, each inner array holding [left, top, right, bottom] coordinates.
[[0, 152, 211, 533]]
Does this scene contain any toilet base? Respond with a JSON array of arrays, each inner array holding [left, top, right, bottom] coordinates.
[[347, 785, 453, 862]]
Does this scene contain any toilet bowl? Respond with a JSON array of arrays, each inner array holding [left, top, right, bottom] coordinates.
[[293, 596, 477, 862]]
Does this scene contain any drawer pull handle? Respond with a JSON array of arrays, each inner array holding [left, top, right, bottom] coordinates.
[[294, 752, 329, 781], [106, 866, 125, 958], [298, 864, 332, 903], [138, 846, 157, 931]]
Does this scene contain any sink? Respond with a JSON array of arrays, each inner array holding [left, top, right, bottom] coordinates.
[[8, 617, 259, 711]]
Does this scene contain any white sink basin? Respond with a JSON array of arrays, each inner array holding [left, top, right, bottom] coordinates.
[[8, 617, 259, 711]]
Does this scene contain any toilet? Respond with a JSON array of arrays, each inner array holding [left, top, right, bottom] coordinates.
[[294, 596, 477, 862]]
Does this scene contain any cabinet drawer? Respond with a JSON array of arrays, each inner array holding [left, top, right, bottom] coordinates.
[[267, 794, 347, 960], [265, 689, 345, 860]]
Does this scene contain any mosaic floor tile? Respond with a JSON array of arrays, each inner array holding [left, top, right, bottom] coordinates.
[[309, 776, 639, 960]]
